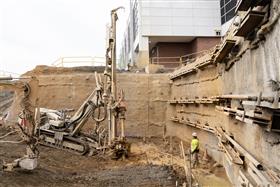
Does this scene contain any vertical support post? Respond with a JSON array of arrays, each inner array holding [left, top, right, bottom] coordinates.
[[180, 56, 183, 65], [189, 149, 192, 187], [61, 57, 64, 67], [147, 75, 150, 137], [180, 141, 193, 187], [180, 141, 188, 184], [169, 136, 173, 152]]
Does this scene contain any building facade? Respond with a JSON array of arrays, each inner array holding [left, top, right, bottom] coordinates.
[[119, 0, 224, 69]]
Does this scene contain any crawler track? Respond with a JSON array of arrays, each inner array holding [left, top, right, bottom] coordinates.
[[39, 131, 90, 155]]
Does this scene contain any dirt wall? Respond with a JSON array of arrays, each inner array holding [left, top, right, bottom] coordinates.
[[22, 69, 170, 138]]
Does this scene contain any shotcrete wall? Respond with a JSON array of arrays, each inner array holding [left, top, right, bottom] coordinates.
[[28, 70, 170, 138], [166, 1, 280, 185]]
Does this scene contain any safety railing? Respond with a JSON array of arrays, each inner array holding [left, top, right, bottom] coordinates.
[[151, 56, 181, 66], [150, 49, 213, 67], [51, 56, 106, 67], [0, 70, 20, 77]]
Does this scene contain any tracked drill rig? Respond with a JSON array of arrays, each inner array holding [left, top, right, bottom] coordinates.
[[0, 7, 128, 171], [37, 7, 128, 157]]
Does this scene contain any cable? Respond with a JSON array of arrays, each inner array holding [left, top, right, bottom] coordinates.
[[0, 139, 24, 144], [0, 130, 18, 139]]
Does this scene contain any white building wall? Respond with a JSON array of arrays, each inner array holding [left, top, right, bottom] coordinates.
[[221, 17, 234, 36], [140, 0, 221, 37]]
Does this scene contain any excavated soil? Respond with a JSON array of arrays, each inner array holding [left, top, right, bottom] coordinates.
[[0, 127, 181, 187], [0, 127, 231, 187]]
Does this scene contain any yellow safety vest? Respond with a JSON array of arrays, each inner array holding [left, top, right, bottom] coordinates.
[[191, 138, 199, 153]]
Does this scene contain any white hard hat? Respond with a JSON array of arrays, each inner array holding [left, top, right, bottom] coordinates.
[[192, 132, 197, 137]]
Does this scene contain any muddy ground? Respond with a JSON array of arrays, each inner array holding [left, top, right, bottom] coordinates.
[[0, 127, 231, 187]]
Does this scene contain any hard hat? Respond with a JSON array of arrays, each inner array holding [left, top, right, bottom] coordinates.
[[192, 132, 197, 137]]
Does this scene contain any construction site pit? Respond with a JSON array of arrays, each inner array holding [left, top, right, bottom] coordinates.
[[0, 126, 231, 187]]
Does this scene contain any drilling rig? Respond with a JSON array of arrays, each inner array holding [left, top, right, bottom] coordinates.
[[0, 7, 128, 171], [36, 7, 128, 157]]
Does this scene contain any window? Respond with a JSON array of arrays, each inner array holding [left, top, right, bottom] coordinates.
[[220, 0, 237, 24], [215, 30, 221, 36]]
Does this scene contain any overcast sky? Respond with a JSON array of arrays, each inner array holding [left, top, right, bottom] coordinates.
[[0, 0, 129, 75]]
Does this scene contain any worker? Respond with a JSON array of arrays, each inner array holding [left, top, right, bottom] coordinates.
[[191, 132, 199, 168]]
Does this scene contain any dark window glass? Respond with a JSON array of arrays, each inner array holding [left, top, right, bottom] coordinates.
[[220, 0, 224, 7], [221, 7, 225, 16], [225, 0, 235, 12], [221, 16, 226, 24], [226, 8, 235, 21], [220, 0, 237, 24]]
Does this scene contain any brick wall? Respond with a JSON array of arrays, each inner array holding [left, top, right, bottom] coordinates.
[[149, 37, 220, 68], [190, 37, 220, 53]]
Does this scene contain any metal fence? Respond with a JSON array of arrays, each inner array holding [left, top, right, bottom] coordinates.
[[51, 56, 106, 67], [0, 70, 20, 77], [150, 49, 212, 67]]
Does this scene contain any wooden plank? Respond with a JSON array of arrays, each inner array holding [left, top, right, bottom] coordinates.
[[170, 117, 179, 122], [195, 60, 213, 69], [234, 11, 265, 37], [224, 144, 244, 165], [236, 0, 270, 12], [257, 0, 271, 6], [215, 39, 236, 63], [236, 0, 253, 12], [170, 67, 197, 80], [168, 100, 177, 104], [246, 110, 272, 121]]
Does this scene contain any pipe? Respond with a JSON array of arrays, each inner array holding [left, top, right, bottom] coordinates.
[[248, 162, 271, 186], [223, 133, 263, 170], [0, 76, 31, 81], [216, 95, 275, 103], [0, 139, 24, 144], [0, 77, 13, 81], [217, 95, 258, 100], [0, 131, 17, 139]]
